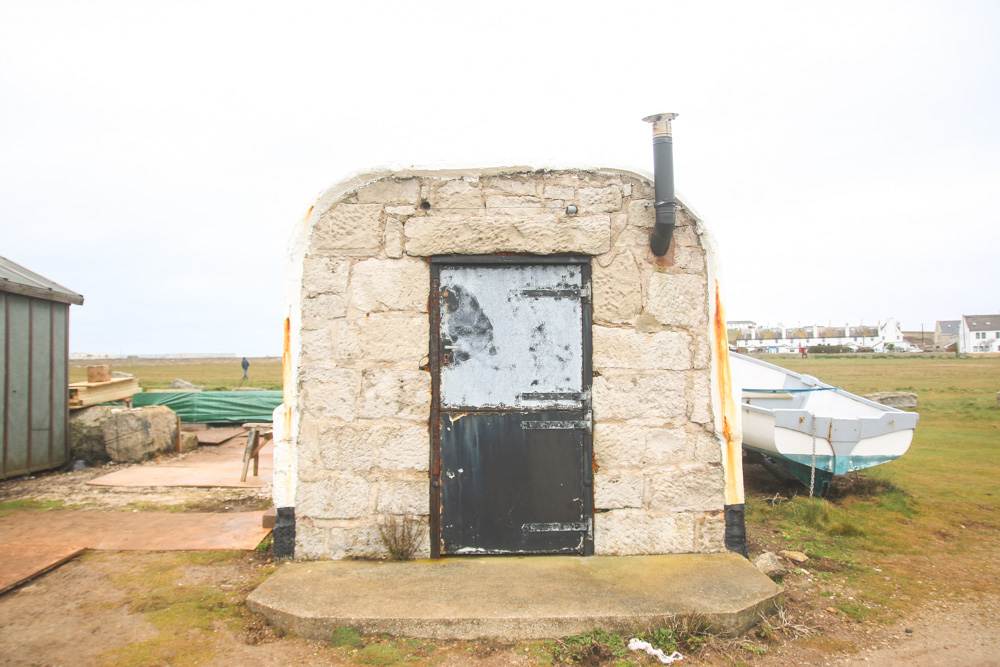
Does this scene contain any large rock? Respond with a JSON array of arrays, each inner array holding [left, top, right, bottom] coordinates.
[[100, 406, 179, 463], [753, 552, 786, 581], [862, 392, 917, 409], [69, 406, 116, 463]]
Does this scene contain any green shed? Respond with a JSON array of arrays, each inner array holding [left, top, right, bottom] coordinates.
[[1, 256, 84, 479]]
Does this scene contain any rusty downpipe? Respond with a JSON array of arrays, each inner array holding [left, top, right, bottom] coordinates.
[[642, 112, 678, 256]]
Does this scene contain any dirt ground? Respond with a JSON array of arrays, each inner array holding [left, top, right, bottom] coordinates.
[[2, 455, 999, 666]]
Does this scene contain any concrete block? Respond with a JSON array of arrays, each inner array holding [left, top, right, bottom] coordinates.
[[627, 200, 655, 228], [384, 219, 404, 259], [594, 423, 688, 468], [356, 178, 421, 204], [350, 258, 430, 313], [592, 371, 687, 421], [359, 369, 431, 421], [299, 365, 360, 421], [433, 179, 482, 209], [317, 421, 428, 472], [375, 479, 430, 515], [592, 327, 692, 370], [594, 509, 695, 555], [335, 314, 429, 365], [302, 256, 351, 297], [312, 204, 383, 257], [647, 465, 725, 513], [592, 253, 641, 324], [578, 186, 623, 213], [486, 177, 538, 196], [297, 475, 371, 519], [645, 272, 708, 328], [594, 474, 643, 509], [687, 373, 713, 424], [301, 294, 347, 329], [404, 214, 611, 256], [101, 406, 179, 463]]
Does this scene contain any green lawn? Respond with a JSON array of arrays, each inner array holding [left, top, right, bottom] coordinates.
[[69, 358, 283, 391]]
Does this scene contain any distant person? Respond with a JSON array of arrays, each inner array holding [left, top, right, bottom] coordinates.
[[241, 357, 250, 379]]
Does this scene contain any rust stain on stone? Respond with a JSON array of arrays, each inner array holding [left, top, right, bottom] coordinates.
[[282, 316, 292, 441], [714, 279, 744, 505]]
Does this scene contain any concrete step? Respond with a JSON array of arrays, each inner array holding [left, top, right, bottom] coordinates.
[[247, 553, 782, 640]]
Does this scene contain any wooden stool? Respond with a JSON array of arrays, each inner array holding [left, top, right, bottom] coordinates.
[[241, 422, 273, 482]]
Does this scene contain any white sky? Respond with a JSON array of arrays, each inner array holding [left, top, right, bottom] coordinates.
[[2, 0, 997, 355]]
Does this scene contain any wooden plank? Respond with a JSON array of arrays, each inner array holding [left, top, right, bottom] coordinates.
[[68, 377, 140, 408], [86, 365, 112, 382]]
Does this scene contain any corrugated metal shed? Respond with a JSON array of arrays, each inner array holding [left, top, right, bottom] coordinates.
[[1, 256, 84, 479]]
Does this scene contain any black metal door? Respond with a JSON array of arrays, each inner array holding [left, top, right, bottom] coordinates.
[[430, 256, 593, 556]]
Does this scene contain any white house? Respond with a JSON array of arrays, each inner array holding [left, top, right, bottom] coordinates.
[[957, 314, 1000, 355], [733, 317, 919, 353]]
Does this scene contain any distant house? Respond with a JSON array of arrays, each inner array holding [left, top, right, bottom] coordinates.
[[934, 320, 960, 350], [0, 256, 84, 479], [957, 314, 1000, 355], [733, 317, 919, 353]]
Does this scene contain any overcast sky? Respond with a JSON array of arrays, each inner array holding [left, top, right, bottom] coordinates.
[[2, 1, 997, 356]]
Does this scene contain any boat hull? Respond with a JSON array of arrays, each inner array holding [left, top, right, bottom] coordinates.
[[731, 352, 918, 494]]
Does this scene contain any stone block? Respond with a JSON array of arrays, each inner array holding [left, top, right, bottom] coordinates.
[[627, 200, 655, 228], [486, 177, 538, 196], [693, 335, 710, 370], [543, 184, 575, 200], [301, 294, 347, 329], [179, 431, 199, 453], [687, 373, 713, 424], [594, 509, 694, 555], [375, 480, 429, 515], [690, 429, 723, 464], [312, 204, 383, 257], [594, 474, 643, 509], [645, 272, 708, 328], [592, 327, 692, 370], [433, 179, 482, 209], [695, 511, 726, 552], [302, 256, 351, 297], [317, 421, 428, 472], [403, 215, 611, 256], [647, 465, 725, 512], [592, 253, 641, 324], [335, 314, 429, 365], [349, 258, 429, 313], [384, 219, 404, 259], [753, 552, 786, 581], [672, 223, 699, 247], [674, 246, 706, 272], [578, 186, 623, 213], [359, 369, 431, 421], [101, 406, 179, 463], [299, 326, 334, 363], [592, 371, 687, 421], [484, 195, 544, 211], [356, 178, 420, 204], [595, 423, 687, 468], [297, 475, 371, 519], [299, 365, 360, 421], [385, 205, 416, 217], [69, 405, 116, 463]]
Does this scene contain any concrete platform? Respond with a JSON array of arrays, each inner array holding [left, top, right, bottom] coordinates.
[[88, 440, 272, 488], [247, 553, 783, 640]]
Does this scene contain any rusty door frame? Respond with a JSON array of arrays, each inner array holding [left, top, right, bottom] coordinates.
[[428, 254, 593, 558]]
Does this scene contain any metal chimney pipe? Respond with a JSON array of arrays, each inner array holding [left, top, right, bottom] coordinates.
[[642, 113, 678, 256]]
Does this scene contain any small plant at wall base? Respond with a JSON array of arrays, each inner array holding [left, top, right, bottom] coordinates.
[[379, 514, 426, 560]]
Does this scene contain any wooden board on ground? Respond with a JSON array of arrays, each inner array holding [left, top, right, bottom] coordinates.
[[196, 427, 246, 445], [0, 544, 86, 595], [68, 377, 140, 408]]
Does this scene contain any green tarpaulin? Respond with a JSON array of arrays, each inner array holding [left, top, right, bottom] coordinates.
[[132, 391, 282, 423]]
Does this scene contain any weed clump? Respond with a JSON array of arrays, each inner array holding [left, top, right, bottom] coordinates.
[[329, 625, 363, 648], [378, 514, 426, 561]]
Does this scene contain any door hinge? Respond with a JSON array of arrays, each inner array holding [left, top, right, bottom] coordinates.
[[520, 284, 590, 302], [521, 411, 592, 433]]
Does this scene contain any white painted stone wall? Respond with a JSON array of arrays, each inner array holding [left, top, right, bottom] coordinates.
[[285, 166, 733, 559]]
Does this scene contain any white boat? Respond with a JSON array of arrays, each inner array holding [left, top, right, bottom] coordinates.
[[729, 352, 918, 495]]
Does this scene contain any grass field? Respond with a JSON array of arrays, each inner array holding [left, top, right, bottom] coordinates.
[[745, 355, 1000, 620], [69, 358, 283, 391]]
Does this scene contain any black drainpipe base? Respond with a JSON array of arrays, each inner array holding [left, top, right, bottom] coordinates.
[[724, 503, 748, 558], [273, 507, 296, 559]]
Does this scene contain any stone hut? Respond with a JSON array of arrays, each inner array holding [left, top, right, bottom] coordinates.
[[273, 165, 743, 560]]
